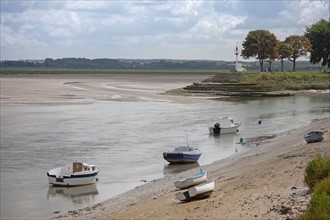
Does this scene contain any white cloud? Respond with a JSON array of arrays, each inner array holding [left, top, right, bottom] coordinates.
[[0, 0, 329, 60]]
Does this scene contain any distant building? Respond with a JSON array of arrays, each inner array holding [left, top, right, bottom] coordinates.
[[234, 44, 246, 72]]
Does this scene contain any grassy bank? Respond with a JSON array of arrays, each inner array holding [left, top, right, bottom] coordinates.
[[239, 71, 330, 90]]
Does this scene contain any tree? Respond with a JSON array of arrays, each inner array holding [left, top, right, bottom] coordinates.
[[284, 35, 312, 71], [305, 19, 330, 68], [276, 41, 293, 72], [241, 30, 278, 72]]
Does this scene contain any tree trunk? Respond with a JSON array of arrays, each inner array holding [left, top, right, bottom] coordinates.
[[281, 59, 284, 72], [293, 58, 296, 72], [259, 59, 264, 72]]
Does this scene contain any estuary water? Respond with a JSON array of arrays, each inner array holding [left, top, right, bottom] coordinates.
[[1, 95, 329, 219]]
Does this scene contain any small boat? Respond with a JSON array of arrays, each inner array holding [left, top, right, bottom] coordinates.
[[47, 162, 99, 186], [175, 181, 215, 202], [163, 146, 202, 164], [304, 131, 324, 143], [174, 170, 208, 189], [209, 116, 241, 134]]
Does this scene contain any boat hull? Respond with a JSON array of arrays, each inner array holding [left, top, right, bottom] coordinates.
[[304, 131, 324, 143], [47, 166, 99, 186], [208, 124, 240, 134], [163, 152, 201, 164], [175, 181, 215, 202], [174, 171, 208, 189]]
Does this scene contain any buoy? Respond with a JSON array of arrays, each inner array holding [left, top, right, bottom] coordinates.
[[258, 120, 262, 125], [240, 138, 244, 143]]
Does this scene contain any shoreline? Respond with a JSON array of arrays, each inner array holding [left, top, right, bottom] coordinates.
[[53, 117, 329, 220]]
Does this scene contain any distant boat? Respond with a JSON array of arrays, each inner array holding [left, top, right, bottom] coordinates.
[[175, 181, 215, 202], [304, 131, 324, 143], [174, 170, 208, 189], [163, 146, 202, 164], [47, 162, 99, 186], [209, 116, 241, 134]]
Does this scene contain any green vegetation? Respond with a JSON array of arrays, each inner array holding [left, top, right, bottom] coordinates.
[[241, 19, 330, 72], [239, 71, 330, 90], [304, 155, 330, 190], [298, 156, 330, 220], [305, 19, 330, 68]]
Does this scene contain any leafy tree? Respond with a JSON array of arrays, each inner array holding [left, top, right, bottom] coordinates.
[[284, 35, 312, 71], [276, 41, 293, 72], [241, 29, 278, 72], [305, 19, 330, 68]]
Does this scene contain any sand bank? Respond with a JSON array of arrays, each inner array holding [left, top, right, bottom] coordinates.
[[0, 74, 209, 103], [52, 117, 329, 220]]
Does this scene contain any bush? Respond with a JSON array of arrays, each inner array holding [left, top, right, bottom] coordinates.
[[314, 177, 330, 196], [304, 155, 330, 190], [298, 178, 330, 220]]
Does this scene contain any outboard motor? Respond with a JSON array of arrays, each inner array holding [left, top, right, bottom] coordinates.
[[213, 122, 221, 135]]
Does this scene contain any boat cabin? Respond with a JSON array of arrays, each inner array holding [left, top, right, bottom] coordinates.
[[217, 116, 235, 128]]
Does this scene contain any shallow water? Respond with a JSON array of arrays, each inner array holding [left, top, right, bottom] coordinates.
[[1, 96, 329, 219]]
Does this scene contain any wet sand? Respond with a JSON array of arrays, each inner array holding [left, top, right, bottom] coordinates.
[[0, 74, 209, 103], [1, 74, 329, 220]]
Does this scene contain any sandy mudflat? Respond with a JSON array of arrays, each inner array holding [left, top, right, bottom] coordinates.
[[0, 74, 209, 103], [50, 117, 329, 220]]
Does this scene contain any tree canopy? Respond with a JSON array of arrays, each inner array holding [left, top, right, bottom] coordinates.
[[284, 35, 312, 71], [241, 29, 278, 72], [305, 19, 330, 68]]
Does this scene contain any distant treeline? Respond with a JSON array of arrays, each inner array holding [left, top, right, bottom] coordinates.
[[0, 57, 323, 71]]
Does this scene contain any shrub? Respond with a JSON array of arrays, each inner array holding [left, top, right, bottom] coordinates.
[[304, 155, 330, 190], [314, 177, 330, 196], [298, 177, 330, 220]]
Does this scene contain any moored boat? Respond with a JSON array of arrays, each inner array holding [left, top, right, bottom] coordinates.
[[163, 146, 202, 164], [47, 162, 99, 186], [304, 131, 324, 143], [174, 170, 208, 189], [209, 116, 241, 134]]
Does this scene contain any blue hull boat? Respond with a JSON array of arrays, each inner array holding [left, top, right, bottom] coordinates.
[[304, 131, 324, 143], [163, 146, 202, 164]]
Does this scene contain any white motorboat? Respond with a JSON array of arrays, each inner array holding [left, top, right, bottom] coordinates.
[[209, 116, 241, 134], [47, 162, 99, 186], [174, 170, 208, 189], [175, 181, 215, 202]]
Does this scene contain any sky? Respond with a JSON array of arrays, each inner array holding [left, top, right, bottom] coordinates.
[[1, 0, 329, 61]]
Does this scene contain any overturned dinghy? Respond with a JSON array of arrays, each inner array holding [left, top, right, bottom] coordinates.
[[174, 170, 207, 189], [304, 131, 324, 143], [175, 181, 215, 202]]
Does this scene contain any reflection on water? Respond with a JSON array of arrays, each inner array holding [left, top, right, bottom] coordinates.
[[1, 96, 329, 219], [163, 163, 200, 176], [47, 184, 99, 204]]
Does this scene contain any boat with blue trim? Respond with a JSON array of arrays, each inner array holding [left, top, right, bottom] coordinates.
[[304, 131, 324, 143], [47, 162, 99, 186], [163, 146, 202, 164]]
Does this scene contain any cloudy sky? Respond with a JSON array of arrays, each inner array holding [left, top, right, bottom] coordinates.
[[1, 0, 329, 61]]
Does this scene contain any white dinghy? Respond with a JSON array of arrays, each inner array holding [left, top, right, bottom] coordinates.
[[174, 170, 208, 189], [175, 181, 215, 202], [47, 162, 99, 186]]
